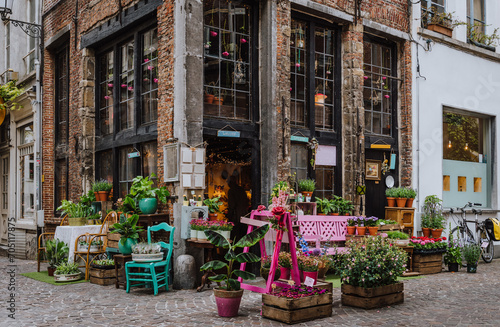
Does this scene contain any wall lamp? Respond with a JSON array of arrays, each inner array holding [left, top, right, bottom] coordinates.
[[0, 0, 42, 38]]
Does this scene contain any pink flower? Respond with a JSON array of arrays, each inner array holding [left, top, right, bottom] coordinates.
[[295, 63, 300, 67], [148, 66, 153, 71], [363, 76, 368, 80], [144, 59, 149, 63], [128, 86, 133, 91], [290, 87, 292, 91], [121, 84, 127, 88], [107, 83, 113, 88], [154, 78, 158, 83], [240, 38, 247, 43], [222, 51, 229, 57], [257, 205, 266, 212], [210, 31, 218, 37], [382, 76, 387, 80], [104, 96, 110, 100], [384, 95, 390, 99]]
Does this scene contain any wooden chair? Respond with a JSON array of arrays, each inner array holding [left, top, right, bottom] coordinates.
[[37, 215, 68, 272], [125, 222, 175, 296], [73, 211, 119, 280]]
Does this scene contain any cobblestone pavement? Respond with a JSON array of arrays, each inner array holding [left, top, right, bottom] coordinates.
[[1, 257, 500, 327]]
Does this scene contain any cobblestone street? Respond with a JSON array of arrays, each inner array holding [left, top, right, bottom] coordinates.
[[1, 256, 500, 326]]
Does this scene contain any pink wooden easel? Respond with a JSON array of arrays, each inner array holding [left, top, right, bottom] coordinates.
[[238, 210, 300, 293]]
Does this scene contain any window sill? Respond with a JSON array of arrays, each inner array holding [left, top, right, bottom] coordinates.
[[418, 27, 500, 61]]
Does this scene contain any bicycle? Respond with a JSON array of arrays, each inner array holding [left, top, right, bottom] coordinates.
[[448, 202, 494, 263]]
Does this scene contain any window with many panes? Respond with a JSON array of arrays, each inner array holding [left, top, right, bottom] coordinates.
[[467, 0, 485, 36], [290, 19, 336, 130], [95, 27, 158, 197], [421, 0, 446, 28], [203, 0, 251, 120], [363, 39, 395, 136], [54, 46, 69, 212]]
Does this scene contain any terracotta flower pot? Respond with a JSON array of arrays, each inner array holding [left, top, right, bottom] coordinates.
[[346, 226, 356, 235], [213, 288, 244, 317], [422, 227, 431, 238], [208, 213, 218, 221], [213, 97, 224, 105], [356, 226, 366, 236], [368, 226, 379, 236], [396, 198, 407, 207], [405, 198, 414, 208], [204, 93, 214, 104], [387, 197, 396, 207], [431, 228, 443, 238]]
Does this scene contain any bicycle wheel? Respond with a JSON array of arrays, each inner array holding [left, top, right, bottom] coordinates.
[[450, 226, 475, 267], [480, 229, 494, 263]]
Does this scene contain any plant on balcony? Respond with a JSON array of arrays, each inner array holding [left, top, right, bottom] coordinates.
[[0, 81, 24, 110]]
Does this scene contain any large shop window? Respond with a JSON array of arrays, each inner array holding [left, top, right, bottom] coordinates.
[[96, 27, 158, 198], [54, 46, 69, 212], [290, 19, 336, 130], [203, 0, 252, 120], [363, 40, 395, 136], [442, 111, 490, 208]]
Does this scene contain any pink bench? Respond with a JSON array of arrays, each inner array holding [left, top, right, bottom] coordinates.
[[297, 215, 351, 255]]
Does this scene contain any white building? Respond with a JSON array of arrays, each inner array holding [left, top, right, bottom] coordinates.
[[0, 0, 42, 259], [412, 0, 500, 255]]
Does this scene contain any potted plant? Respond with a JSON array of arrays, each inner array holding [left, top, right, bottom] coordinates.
[[204, 83, 215, 104], [334, 195, 354, 215], [315, 197, 333, 215], [385, 188, 397, 207], [260, 255, 281, 281], [57, 200, 94, 226], [278, 251, 292, 280], [356, 216, 366, 235], [203, 196, 223, 220], [346, 217, 357, 235], [78, 240, 102, 252], [385, 230, 410, 246], [129, 174, 170, 214], [131, 242, 164, 262], [424, 7, 455, 37], [209, 220, 234, 240], [54, 261, 82, 282], [92, 179, 113, 202], [110, 214, 144, 254], [404, 188, 417, 208], [444, 227, 462, 272], [298, 179, 316, 201], [462, 244, 481, 273], [0, 81, 24, 110], [200, 224, 269, 317], [115, 195, 137, 217], [422, 195, 445, 238], [45, 239, 69, 276], [364, 216, 379, 235], [394, 187, 407, 207], [91, 258, 115, 269], [409, 236, 447, 274], [189, 219, 205, 240], [297, 253, 319, 285], [338, 236, 407, 309], [213, 89, 226, 105]]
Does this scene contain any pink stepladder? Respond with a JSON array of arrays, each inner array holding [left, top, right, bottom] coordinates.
[[238, 210, 300, 293]]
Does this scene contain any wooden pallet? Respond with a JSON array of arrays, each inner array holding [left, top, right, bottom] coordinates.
[[341, 282, 404, 309], [107, 232, 121, 249], [262, 292, 333, 324], [90, 267, 117, 286], [412, 253, 443, 274]]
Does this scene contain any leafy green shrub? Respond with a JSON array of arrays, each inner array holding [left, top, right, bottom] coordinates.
[[385, 231, 409, 240], [298, 179, 316, 192]]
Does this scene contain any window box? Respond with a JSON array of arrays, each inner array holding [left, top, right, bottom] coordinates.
[[427, 23, 453, 38]]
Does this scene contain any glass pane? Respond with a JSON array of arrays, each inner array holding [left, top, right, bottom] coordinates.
[[142, 142, 158, 177], [443, 112, 483, 162], [97, 150, 113, 182]]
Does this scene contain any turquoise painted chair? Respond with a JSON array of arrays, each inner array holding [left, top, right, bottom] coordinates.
[[125, 223, 175, 295]]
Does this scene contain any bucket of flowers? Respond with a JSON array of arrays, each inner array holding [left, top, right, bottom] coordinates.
[[209, 220, 234, 240], [278, 252, 292, 280], [262, 284, 332, 324], [297, 253, 319, 285], [189, 219, 208, 240]]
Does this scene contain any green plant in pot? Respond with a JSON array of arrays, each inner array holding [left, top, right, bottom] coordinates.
[[385, 188, 398, 207], [200, 224, 269, 317], [57, 200, 95, 226], [260, 255, 281, 281], [444, 225, 462, 272], [54, 261, 82, 282], [110, 214, 144, 254], [203, 196, 223, 220], [421, 195, 445, 238], [462, 243, 481, 273], [315, 197, 333, 215], [129, 174, 170, 214], [333, 195, 354, 215], [45, 239, 69, 276], [92, 179, 113, 202], [298, 179, 315, 200]]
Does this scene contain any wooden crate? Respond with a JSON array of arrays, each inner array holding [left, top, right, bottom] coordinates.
[[89, 267, 117, 286], [378, 224, 402, 232], [341, 282, 404, 309], [262, 292, 333, 324], [107, 232, 121, 249], [412, 253, 443, 274]]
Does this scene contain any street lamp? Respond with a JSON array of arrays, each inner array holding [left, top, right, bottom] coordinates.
[[0, 0, 41, 38]]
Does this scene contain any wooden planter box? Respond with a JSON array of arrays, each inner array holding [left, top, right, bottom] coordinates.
[[262, 292, 333, 324], [427, 24, 453, 37], [90, 266, 116, 285], [341, 282, 404, 309], [378, 224, 401, 232], [107, 232, 121, 249], [413, 253, 443, 274]]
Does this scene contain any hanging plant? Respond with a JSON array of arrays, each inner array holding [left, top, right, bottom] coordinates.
[[308, 138, 319, 170], [0, 81, 24, 110]]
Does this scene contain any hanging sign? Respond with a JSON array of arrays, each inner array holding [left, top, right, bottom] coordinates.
[[291, 135, 309, 143], [390, 153, 396, 170], [128, 152, 141, 158], [315, 145, 336, 166], [217, 130, 240, 138]]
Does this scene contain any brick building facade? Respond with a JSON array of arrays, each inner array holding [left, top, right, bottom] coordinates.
[[41, 0, 412, 238]]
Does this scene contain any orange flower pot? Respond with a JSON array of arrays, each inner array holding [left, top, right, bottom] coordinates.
[[356, 226, 366, 236]]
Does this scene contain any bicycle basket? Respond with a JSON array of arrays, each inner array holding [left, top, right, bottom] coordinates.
[[485, 218, 500, 241]]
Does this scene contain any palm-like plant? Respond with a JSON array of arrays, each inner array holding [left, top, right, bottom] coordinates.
[[200, 224, 270, 291]]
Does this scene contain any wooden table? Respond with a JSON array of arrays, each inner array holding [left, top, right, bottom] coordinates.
[[114, 254, 132, 289], [187, 239, 223, 292], [54, 225, 102, 263]]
